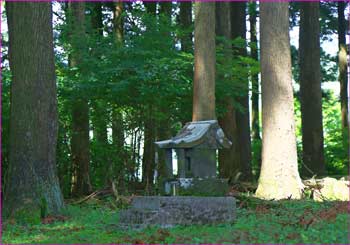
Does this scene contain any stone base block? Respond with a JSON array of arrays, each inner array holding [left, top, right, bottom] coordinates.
[[119, 196, 235, 229]]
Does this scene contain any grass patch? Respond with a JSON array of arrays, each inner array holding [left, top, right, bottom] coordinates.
[[2, 197, 349, 244]]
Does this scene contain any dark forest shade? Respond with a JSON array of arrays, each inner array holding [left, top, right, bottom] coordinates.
[[5, 2, 64, 214], [216, 1, 241, 180], [299, 2, 326, 177], [231, 2, 253, 181]]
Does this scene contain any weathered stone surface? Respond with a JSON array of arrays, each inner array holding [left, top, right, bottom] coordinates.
[[178, 178, 229, 196], [119, 196, 236, 229], [313, 177, 350, 201]]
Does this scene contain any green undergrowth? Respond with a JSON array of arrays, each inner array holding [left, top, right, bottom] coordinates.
[[2, 197, 349, 244]]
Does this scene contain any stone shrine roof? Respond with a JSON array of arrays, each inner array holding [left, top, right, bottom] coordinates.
[[155, 120, 232, 149]]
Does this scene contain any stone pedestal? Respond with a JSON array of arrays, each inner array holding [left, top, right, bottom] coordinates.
[[119, 196, 236, 229]]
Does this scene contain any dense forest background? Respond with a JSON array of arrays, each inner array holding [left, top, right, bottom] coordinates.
[[1, 1, 349, 204]]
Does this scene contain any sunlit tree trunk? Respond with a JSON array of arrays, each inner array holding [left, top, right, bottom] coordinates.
[[70, 1, 92, 196], [299, 2, 325, 177], [192, 2, 216, 121], [256, 2, 303, 200], [231, 2, 253, 181], [338, 1, 349, 165], [216, 2, 240, 179], [5, 1, 64, 215]]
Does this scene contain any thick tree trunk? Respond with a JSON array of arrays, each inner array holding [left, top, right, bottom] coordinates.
[[216, 2, 241, 179], [250, 2, 260, 142], [338, 1, 349, 164], [231, 2, 253, 180], [256, 2, 303, 200], [5, 1, 64, 215], [179, 2, 192, 52], [192, 2, 216, 121], [299, 2, 325, 177], [69, 2, 92, 196]]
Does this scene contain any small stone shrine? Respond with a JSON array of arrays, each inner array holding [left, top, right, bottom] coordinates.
[[155, 120, 232, 179], [119, 120, 235, 229]]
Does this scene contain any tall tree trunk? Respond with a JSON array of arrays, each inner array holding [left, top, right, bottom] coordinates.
[[216, 2, 241, 179], [179, 1, 192, 52], [113, 0, 123, 45], [299, 2, 325, 177], [256, 2, 303, 200], [111, 1, 125, 185], [142, 107, 156, 190], [157, 2, 173, 183], [338, 1, 349, 165], [5, 1, 64, 215], [193, 2, 216, 121], [69, 1, 92, 196], [90, 2, 108, 146], [250, 1, 260, 142], [231, 2, 253, 180]]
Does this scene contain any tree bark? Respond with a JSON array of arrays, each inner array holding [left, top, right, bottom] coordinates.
[[216, 2, 241, 179], [299, 2, 325, 177], [142, 107, 156, 189], [5, 1, 64, 215], [179, 1, 192, 52], [192, 2, 216, 121], [69, 1, 92, 196], [256, 2, 303, 200], [113, 0, 123, 45], [231, 2, 253, 181], [90, 3, 108, 146], [338, 1, 349, 164]]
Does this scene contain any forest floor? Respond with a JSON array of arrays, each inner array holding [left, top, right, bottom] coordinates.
[[2, 194, 349, 244]]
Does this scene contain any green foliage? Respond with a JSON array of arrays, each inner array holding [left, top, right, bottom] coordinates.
[[294, 91, 347, 175], [322, 92, 347, 174], [11, 208, 41, 226]]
